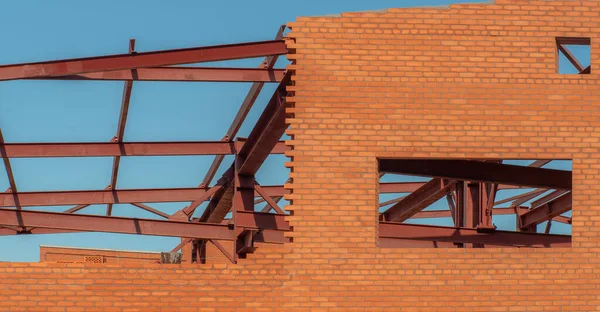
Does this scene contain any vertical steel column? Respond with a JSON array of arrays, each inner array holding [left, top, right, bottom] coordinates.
[[465, 182, 484, 247], [452, 181, 465, 248], [465, 182, 479, 228], [478, 182, 497, 232], [232, 148, 256, 262], [454, 182, 465, 228]]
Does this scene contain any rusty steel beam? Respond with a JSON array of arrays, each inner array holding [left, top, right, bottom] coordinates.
[[466, 207, 569, 225], [410, 206, 529, 219], [253, 229, 288, 244], [254, 183, 285, 214], [107, 39, 136, 217], [170, 238, 192, 253], [201, 26, 286, 187], [530, 189, 570, 208], [379, 182, 425, 193], [520, 192, 572, 229], [171, 211, 289, 252], [209, 240, 236, 264], [235, 210, 289, 231], [556, 37, 591, 45], [493, 189, 547, 206], [0, 185, 288, 207], [64, 204, 91, 214], [0, 130, 21, 210], [0, 188, 210, 207], [379, 183, 525, 206], [379, 196, 407, 208], [0, 208, 234, 240], [0, 228, 84, 235], [2, 141, 289, 158], [379, 222, 571, 247], [382, 179, 456, 222], [580, 66, 591, 74], [553, 215, 571, 225], [131, 203, 170, 219], [36, 67, 286, 83], [0, 40, 287, 81], [179, 184, 223, 218], [237, 73, 290, 175], [529, 160, 552, 168], [558, 44, 585, 72], [379, 159, 571, 190], [380, 181, 525, 193], [199, 167, 235, 223], [261, 196, 283, 213]]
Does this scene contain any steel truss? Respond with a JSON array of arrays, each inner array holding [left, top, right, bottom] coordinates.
[[0, 26, 294, 263], [379, 159, 572, 248]]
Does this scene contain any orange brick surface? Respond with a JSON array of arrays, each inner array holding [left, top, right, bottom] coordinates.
[[2, 1, 600, 310], [40, 246, 162, 264]]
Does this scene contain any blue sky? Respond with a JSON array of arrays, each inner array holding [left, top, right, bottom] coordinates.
[[0, 0, 579, 261]]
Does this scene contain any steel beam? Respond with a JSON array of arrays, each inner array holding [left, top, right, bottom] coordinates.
[[382, 179, 455, 222], [0, 188, 210, 207], [36, 67, 286, 83], [530, 189, 570, 208], [478, 182, 496, 231], [237, 73, 290, 176], [494, 189, 547, 206], [0, 208, 234, 240], [201, 26, 286, 187], [380, 181, 524, 194], [553, 215, 571, 225], [178, 184, 223, 219], [528, 160, 551, 168], [0, 130, 21, 210], [235, 210, 289, 231], [254, 183, 285, 214], [261, 196, 283, 213], [556, 37, 591, 45], [1, 141, 288, 158], [379, 182, 426, 193], [0, 40, 287, 81], [131, 203, 170, 219], [0, 185, 287, 207], [379, 159, 572, 190], [107, 39, 136, 217], [0, 228, 83, 235], [520, 192, 572, 229], [199, 167, 235, 223], [379, 222, 571, 247], [410, 206, 529, 219], [558, 44, 585, 72], [379, 196, 406, 208]]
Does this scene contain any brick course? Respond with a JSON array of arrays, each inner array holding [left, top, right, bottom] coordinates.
[[1, 0, 599, 310]]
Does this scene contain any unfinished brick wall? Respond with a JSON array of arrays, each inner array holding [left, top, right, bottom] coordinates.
[[1, 0, 600, 310], [40, 246, 162, 264]]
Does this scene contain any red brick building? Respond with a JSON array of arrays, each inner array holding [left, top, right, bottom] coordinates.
[[0, 0, 596, 310]]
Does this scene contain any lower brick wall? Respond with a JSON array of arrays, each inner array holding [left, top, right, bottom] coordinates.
[[2, 247, 598, 311], [40, 246, 162, 264], [1, 243, 291, 311]]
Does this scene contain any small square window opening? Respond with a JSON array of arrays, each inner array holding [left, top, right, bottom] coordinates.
[[556, 37, 590, 74]]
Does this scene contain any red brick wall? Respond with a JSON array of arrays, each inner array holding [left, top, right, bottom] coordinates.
[[40, 246, 162, 264], [2, 1, 600, 310]]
